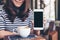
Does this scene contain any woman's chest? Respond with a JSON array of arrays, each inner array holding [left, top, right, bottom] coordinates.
[[4, 17, 31, 32], [5, 17, 30, 27]]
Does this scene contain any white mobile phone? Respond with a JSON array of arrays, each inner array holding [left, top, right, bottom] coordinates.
[[33, 9, 43, 30]]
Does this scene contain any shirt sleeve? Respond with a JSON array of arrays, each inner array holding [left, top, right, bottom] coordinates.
[[28, 10, 34, 28], [0, 16, 5, 30], [29, 10, 34, 20]]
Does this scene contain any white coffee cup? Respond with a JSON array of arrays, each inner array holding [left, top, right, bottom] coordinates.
[[16, 26, 31, 37]]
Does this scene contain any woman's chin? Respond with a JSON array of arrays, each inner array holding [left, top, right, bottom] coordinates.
[[15, 5, 21, 8]]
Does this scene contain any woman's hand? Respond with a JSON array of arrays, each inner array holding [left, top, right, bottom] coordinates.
[[0, 30, 16, 38], [31, 20, 34, 27], [30, 20, 34, 34]]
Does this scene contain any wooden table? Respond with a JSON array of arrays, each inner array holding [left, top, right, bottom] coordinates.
[[3, 36, 46, 40], [4, 30, 46, 40], [48, 31, 58, 40], [56, 26, 60, 40], [35, 36, 46, 40]]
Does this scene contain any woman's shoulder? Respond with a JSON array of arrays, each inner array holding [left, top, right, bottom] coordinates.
[[0, 9, 6, 15], [0, 9, 7, 20], [0, 9, 5, 21]]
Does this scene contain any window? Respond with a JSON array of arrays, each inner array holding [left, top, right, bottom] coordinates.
[[30, 0, 45, 10]]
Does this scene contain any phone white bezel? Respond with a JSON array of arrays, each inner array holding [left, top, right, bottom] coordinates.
[[33, 9, 44, 30]]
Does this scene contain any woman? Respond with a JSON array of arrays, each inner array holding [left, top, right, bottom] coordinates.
[[0, 0, 34, 39]]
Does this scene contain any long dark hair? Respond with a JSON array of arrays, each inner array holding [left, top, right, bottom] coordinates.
[[3, 0, 30, 22]]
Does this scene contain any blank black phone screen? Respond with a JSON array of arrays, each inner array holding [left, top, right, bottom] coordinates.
[[34, 12, 43, 27]]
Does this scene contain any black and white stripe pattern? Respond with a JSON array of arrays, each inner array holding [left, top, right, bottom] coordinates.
[[0, 9, 34, 32]]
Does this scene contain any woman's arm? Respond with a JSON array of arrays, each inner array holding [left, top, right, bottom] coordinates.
[[0, 30, 16, 38], [30, 20, 34, 34], [0, 15, 16, 38], [29, 10, 34, 34], [0, 17, 16, 38]]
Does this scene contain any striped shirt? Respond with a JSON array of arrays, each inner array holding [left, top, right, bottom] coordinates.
[[0, 9, 34, 32]]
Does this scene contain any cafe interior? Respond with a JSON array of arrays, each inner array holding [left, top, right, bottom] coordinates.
[[0, 0, 60, 40]]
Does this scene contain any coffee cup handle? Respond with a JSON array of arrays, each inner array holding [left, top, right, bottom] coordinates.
[[13, 28, 17, 33]]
